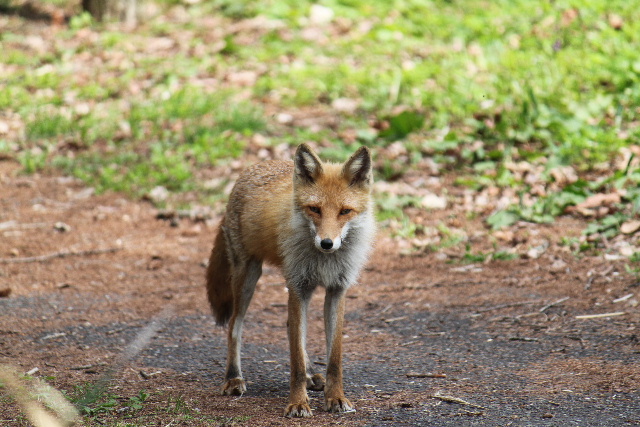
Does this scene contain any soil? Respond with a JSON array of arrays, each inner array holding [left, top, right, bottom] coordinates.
[[1, 160, 639, 426]]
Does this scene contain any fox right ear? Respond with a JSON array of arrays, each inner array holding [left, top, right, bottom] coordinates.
[[294, 144, 323, 183], [342, 146, 373, 189]]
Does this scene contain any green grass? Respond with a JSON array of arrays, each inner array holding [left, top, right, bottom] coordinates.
[[1, 0, 639, 243]]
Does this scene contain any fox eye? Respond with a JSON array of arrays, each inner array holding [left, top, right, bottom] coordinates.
[[339, 208, 352, 215], [308, 206, 321, 215]]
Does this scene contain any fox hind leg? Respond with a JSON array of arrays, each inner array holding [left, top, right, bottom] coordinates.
[[305, 354, 325, 391], [221, 257, 262, 396], [306, 372, 326, 391]]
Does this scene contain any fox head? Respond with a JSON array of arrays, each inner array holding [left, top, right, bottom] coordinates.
[[293, 144, 373, 253]]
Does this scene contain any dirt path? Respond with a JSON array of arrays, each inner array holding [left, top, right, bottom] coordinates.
[[1, 163, 639, 426]]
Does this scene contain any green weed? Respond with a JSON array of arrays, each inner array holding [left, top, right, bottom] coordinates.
[[70, 382, 118, 417], [460, 244, 519, 264], [375, 193, 421, 222]]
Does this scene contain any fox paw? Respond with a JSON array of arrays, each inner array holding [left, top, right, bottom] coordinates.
[[221, 378, 246, 396], [307, 373, 326, 391], [325, 396, 355, 414], [284, 402, 313, 418]]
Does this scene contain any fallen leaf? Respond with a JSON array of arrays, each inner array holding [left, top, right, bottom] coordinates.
[[421, 194, 447, 210], [549, 165, 578, 186], [301, 27, 327, 43], [146, 37, 175, 52], [331, 98, 359, 114], [146, 186, 169, 203], [226, 70, 258, 87], [181, 225, 202, 237], [609, 13, 623, 30], [493, 230, 514, 242], [309, 4, 334, 25], [574, 193, 620, 210], [619, 245, 636, 257], [620, 220, 640, 235], [276, 113, 293, 124], [527, 245, 546, 259], [561, 8, 579, 27]]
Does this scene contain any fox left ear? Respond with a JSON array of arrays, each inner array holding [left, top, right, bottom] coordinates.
[[295, 143, 323, 183], [342, 146, 373, 189]]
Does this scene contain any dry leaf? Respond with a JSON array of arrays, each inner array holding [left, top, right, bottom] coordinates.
[[309, 4, 334, 25], [561, 8, 579, 27], [574, 193, 621, 210], [226, 70, 258, 87], [549, 165, 578, 186], [331, 98, 359, 114], [609, 13, 623, 30], [620, 220, 640, 235], [493, 230, 514, 242], [421, 194, 447, 210]]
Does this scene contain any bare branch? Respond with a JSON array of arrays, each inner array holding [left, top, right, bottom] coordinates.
[[0, 247, 121, 264]]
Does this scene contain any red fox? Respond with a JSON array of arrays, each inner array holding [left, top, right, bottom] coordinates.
[[206, 144, 375, 417]]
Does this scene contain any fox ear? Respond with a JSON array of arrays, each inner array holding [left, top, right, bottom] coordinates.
[[295, 143, 323, 183], [342, 146, 372, 188]]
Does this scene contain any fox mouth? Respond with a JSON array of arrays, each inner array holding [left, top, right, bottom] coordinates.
[[318, 246, 338, 254]]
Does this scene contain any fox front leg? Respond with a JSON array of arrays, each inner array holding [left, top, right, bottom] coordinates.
[[284, 290, 313, 418], [323, 287, 354, 414]]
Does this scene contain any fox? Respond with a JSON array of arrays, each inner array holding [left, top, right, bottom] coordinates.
[[205, 143, 375, 418]]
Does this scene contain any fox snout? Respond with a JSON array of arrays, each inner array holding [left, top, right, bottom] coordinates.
[[315, 235, 342, 253]]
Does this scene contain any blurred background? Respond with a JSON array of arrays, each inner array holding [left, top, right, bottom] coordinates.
[[1, 0, 639, 258], [2, 3, 640, 425]]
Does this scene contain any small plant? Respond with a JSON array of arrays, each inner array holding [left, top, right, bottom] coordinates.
[[127, 389, 149, 412], [378, 110, 425, 142], [165, 394, 191, 415], [69, 11, 94, 30], [375, 193, 421, 221], [71, 382, 118, 417], [625, 252, 640, 279], [459, 245, 519, 264]]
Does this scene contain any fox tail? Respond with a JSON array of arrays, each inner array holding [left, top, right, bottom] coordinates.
[[205, 217, 233, 326]]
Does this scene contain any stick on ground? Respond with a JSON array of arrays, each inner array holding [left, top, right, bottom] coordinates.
[[432, 391, 485, 409], [575, 312, 626, 319], [0, 247, 121, 264]]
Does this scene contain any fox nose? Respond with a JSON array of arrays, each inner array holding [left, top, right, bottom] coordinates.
[[320, 238, 333, 250]]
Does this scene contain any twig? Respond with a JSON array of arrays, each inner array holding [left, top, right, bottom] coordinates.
[[599, 265, 615, 277], [613, 294, 634, 303], [406, 372, 447, 378], [432, 391, 485, 409], [540, 296, 569, 313], [0, 247, 121, 264], [575, 312, 626, 319], [0, 221, 49, 231], [508, 336, 539, 342], [584, 275, 595, 290]]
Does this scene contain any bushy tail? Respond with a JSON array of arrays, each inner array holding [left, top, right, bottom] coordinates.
[[206, 217, 233, 326]]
